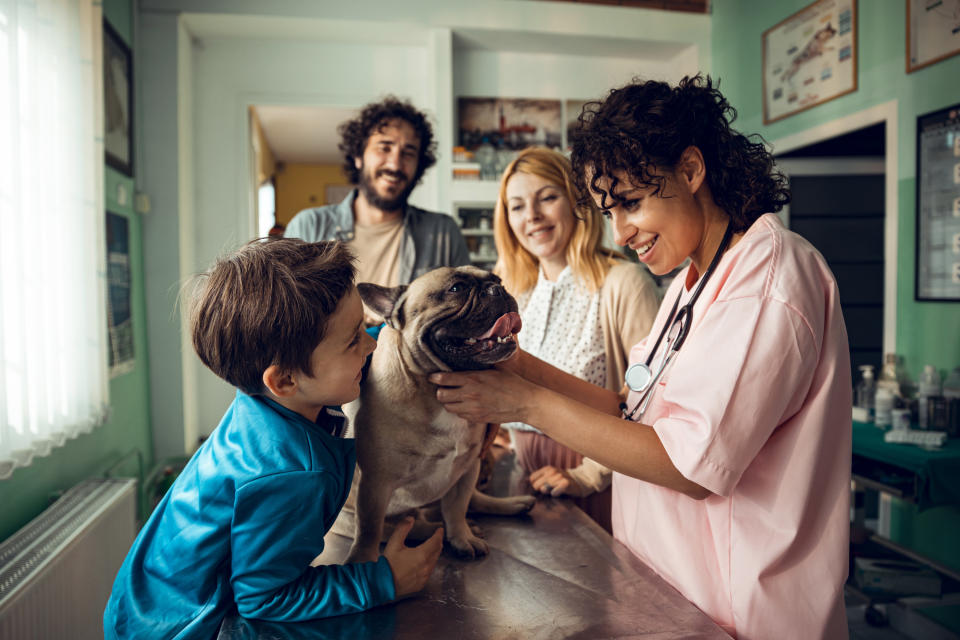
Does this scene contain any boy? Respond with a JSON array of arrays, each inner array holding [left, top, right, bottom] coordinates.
[[104, 239, 443, 639]]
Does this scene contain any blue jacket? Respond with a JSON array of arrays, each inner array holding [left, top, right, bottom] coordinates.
[[104, 391, 395, 639]]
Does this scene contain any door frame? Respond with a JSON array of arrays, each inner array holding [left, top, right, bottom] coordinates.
[[771, 100, 898, 355]]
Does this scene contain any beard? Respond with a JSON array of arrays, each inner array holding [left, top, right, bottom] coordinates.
[[357, 164, 416, 212]]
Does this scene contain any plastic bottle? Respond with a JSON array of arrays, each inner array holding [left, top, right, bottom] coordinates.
[[916, 365, 941, 430], [874, 386, 894, 428], [877, 353, 901, 396], [855, 365, 876, 422], [874, 354, 901, 429]]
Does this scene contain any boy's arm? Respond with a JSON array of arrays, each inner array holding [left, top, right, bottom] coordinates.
[[230, 470, 395, 621]]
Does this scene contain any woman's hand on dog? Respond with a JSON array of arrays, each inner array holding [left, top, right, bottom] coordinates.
[[384, 517, 443, 599], [430, 368, 541, 425]]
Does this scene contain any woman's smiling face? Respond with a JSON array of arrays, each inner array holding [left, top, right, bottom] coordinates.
[[505, 172, 575, 271], [590, 167, 708, 277]]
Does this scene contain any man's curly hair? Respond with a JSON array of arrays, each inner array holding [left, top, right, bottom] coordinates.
[[338, 96, 437, 187], [570, 75, 790, 232]]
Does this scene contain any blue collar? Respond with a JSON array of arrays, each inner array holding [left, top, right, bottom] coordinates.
[[242, 391, 347, 438]]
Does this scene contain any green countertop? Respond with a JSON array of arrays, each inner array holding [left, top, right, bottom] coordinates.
[[852, 421, 960, 510]]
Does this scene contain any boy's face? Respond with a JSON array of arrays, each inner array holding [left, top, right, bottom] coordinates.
[[290, 287, 376, 420]]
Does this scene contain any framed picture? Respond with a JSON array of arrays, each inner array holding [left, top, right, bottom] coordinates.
[[915, 103, 960, 302], [762, 0, 857, 125], [104, 20, 133, 176], [106, 211, 135, 376], [907, 0, 960, 73], [458, 97, 562, 151]]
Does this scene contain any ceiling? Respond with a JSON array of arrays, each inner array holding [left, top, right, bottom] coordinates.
[[254, 105, 358, 164]]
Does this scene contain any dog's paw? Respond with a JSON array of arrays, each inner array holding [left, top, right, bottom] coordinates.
[[446, 532, 489, 559], [506, 495, 536, 514]]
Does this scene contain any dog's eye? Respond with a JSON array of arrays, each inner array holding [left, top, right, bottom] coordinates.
[[448, 284, 461, 293]]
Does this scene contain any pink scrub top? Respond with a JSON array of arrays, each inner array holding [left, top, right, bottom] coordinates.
[[613, 214, 851, 640]]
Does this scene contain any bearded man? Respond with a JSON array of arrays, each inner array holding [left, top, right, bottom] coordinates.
[[285, 97, 470, 326]]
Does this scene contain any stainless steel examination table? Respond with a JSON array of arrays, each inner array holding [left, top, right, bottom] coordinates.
[[217, 481, 730, 639]]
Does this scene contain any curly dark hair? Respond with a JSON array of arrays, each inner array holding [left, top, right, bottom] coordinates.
[[570, 74, 790, 232], [338, 96, 437, 187]]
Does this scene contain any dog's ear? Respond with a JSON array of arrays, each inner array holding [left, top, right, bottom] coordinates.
[[357, 282, 407, 329]]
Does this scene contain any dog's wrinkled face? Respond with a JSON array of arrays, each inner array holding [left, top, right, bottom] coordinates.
[[358, 266, 521, 371]]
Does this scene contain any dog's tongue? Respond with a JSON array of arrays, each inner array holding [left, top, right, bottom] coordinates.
[[476, 312, 522, 340]]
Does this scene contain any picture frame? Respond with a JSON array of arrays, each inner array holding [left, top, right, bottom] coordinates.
[[106, 211, 135, 376], [104, 20, 133, 176], [914, 102, 960, 302], [906, 0, 960, 73], [457, 97, 562, 152], [762, 0, 858, 125]]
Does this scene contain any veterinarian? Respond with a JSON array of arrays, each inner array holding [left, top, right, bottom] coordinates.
[[285, 96, 470, 326], [491, 146, 660, 533], [430, 75, 852, 640]]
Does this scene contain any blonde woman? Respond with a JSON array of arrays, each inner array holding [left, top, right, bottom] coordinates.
[[493, 147, 660, 532]]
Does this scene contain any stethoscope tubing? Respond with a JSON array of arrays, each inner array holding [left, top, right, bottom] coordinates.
[[621, 223, 735, 422]]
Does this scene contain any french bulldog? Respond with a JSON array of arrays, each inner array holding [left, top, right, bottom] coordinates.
[[342, 266, 536, 562]]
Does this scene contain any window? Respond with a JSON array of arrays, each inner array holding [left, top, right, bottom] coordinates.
[[0, 1, 108, 479]]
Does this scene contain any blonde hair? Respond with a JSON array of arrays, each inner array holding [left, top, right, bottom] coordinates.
[[493, 147, 621, 295]]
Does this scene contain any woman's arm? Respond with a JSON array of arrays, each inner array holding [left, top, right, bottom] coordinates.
[[498, 348, 622, 415], [431, 364, 711, 500]]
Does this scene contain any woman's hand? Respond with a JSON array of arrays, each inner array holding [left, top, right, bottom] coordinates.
[[529, 465, 588, 497], [429, 368, 540, 425]]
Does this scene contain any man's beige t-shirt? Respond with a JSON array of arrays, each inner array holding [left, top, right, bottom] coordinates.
[[350, 218, 404, 325]]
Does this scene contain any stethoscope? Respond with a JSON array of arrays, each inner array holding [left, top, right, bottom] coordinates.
[[620, 223, 734, 422]]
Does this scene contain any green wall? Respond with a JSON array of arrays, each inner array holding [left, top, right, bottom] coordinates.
[[0, 0, 153, 542], [712, 0, 960, 380]]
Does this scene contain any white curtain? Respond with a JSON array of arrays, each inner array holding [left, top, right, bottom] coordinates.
[[0, 0, 108, 480]]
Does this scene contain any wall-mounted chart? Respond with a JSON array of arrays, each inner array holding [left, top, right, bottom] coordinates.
[[916, 103, 960, 301]]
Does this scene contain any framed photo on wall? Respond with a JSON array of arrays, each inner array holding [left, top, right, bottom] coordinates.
[[104, 20, 133, 176], [762, 0, 858, 125], [457, 97, 562, 151], [915, 103, 960, 302], [907, 0, 960, 73]]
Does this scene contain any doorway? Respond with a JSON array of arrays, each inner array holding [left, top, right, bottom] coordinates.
[[775, 122, 886, 380]]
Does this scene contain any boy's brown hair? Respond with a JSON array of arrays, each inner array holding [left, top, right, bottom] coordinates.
[[188, 239, 356, 395]]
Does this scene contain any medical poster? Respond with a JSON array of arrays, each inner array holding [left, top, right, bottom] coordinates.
[[762, 0, 857, 124], [107, 211, 135, 376], [916, 104, 960, 301], [907, 0, 960, 73]]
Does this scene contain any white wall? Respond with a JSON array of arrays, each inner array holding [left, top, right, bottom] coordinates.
[[138, 0, 711, 454]]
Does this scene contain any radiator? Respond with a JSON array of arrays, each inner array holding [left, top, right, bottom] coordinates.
[[0, 477, 138, 640]]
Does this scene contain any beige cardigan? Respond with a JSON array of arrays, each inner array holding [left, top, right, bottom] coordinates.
[[565, 260, 662, 493]]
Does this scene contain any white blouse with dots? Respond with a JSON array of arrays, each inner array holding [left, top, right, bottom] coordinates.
[[505, 265, 606, 433]]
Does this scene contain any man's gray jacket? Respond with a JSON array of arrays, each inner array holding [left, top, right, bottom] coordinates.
[[284, 190, 471, 284]]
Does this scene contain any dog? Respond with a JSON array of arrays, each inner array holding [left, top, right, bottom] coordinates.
[[341, 266, 536, 563]]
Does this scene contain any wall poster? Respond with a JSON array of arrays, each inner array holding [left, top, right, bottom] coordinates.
[[916, 103, 960, 301], [762, 0, 857, 125], [104, 21, 133, 176], [907, 0, 960, 73], [458, 97, 562, 151], [107, 212, 135, 376]]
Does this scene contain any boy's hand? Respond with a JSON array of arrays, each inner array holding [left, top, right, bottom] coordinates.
[[383, 517, 443, 599]]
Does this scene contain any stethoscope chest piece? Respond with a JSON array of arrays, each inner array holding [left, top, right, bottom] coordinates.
[[624, 363, 653, 393]]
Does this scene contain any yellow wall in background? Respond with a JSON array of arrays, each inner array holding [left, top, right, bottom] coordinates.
[[275, 163, 351, 227]]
